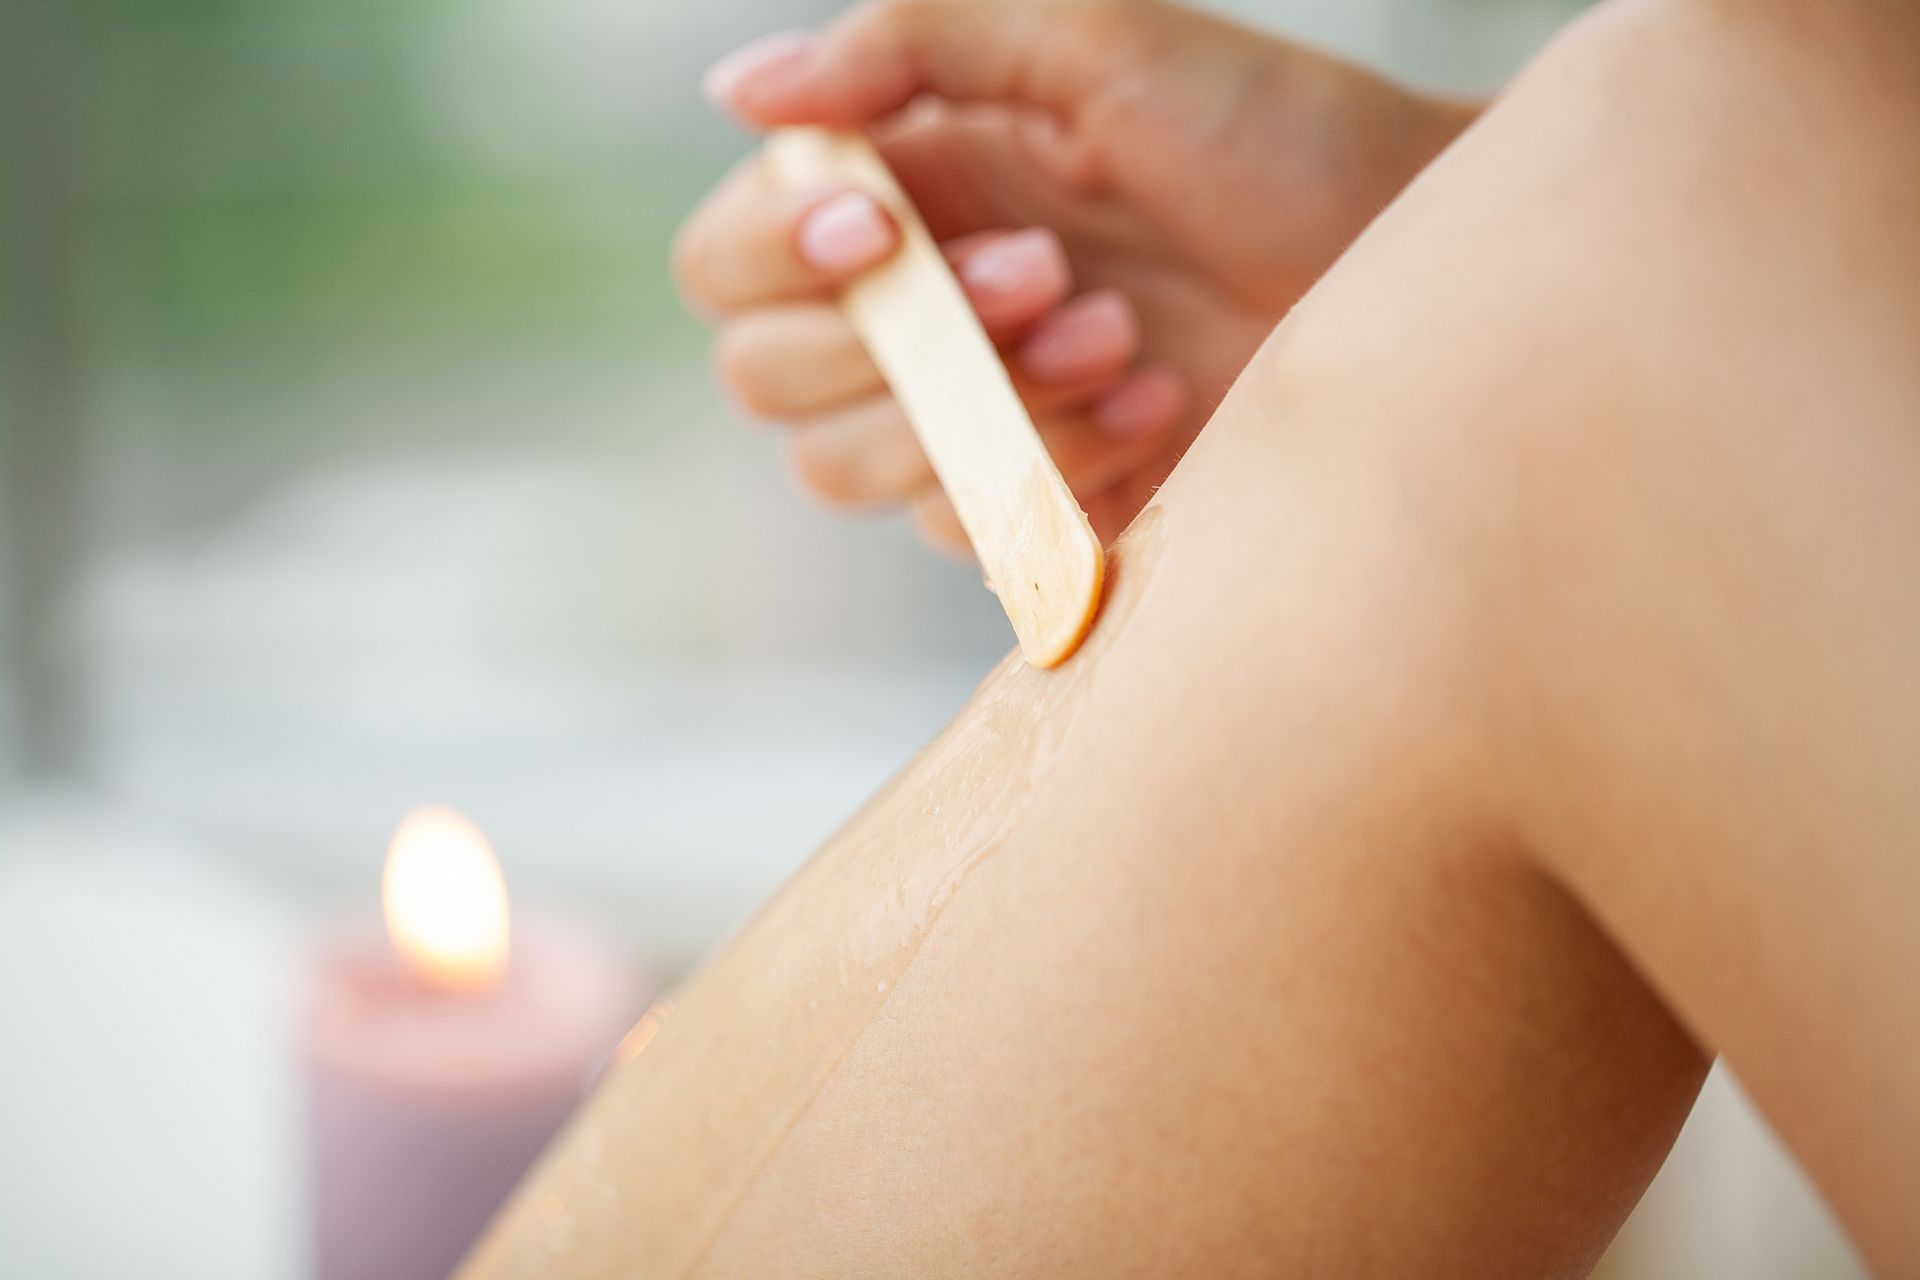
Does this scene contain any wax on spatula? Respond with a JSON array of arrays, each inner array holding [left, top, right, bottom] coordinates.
[[763, 127, 1105, 668]]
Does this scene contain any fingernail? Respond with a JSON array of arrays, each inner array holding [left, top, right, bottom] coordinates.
[[1094, 367, 1186, 439], [797, 192, 894, 273], [702, 30, 817, 111], [1018, 289, 1139, 385], [959, 228, 1070, 304]]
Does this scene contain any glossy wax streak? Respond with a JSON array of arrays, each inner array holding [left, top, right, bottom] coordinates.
[[459, 506, 1169, 1280]]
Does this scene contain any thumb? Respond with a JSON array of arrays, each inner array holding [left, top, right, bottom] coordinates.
[[702, 0, 1155, 129]]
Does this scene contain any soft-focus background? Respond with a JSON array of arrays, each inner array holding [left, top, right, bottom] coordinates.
[[0, 0, 1867, 1275]]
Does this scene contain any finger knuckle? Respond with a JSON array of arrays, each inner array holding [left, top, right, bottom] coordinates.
[[789, 433, 871, 509], [713, 321, 779, 417]]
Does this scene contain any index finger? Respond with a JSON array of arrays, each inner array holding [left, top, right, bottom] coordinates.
[[672, 154, 901, 317]]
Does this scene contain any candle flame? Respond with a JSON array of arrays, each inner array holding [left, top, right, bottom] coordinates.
[[382, 806, 510, 992]]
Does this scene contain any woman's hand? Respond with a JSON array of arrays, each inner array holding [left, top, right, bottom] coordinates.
[[674, 0, 1477, 554]]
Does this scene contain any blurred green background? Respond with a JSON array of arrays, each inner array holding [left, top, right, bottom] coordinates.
[[16, 0, 692, 350]]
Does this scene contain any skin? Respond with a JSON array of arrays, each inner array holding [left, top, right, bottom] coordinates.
[[465, 0, 1920, 1274], [674, 0, 1477, 552]]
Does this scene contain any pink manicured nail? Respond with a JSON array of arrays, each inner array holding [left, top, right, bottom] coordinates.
[[1017, 289, 1139, 385], [702, 31, 817, 110], [967, 227, 1075, 307], [1094, 367, 1186, 439], [797, 192, 894, 273]]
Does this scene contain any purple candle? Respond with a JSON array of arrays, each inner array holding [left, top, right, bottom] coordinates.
[[303, 809, 631, 1280]]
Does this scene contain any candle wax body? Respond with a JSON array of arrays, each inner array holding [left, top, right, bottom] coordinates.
[[303, 925, 633, 1280]]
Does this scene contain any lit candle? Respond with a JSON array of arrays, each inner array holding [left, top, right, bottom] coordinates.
[[302, 808, 634, 1280]]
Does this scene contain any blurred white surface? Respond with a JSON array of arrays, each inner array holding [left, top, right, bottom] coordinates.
[[0, 797, 300, 1280], [72, 359, 998, 956]]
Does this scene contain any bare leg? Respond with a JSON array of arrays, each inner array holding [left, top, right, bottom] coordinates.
[[461, 409, 1703, 1276], [464, 0, 1920, 1274], [1419, 2, 1920, 1268]]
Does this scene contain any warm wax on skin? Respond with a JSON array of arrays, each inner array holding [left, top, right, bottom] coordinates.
[[459, 511, 1169, 1278]]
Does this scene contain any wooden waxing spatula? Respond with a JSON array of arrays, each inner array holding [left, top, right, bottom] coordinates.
[[763, 127, 1104, 668]]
